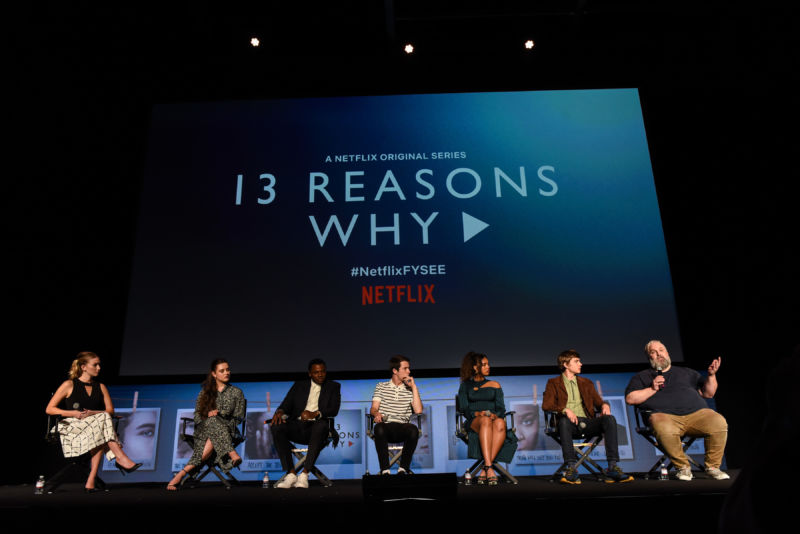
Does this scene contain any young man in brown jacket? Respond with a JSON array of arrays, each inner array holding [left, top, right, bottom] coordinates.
[[543, 349, 632, 484]]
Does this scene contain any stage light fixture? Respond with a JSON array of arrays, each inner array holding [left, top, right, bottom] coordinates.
[[524, 40, 535, 50], [404, 43, 414, 54], [250, 37, 260, 47]]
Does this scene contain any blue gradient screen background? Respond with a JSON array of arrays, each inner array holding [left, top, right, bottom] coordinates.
[[120, 89, 682, 375]]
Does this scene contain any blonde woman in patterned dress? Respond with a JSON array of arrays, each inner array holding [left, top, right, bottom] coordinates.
[[46, 352, 142, 493], [167, 358, 245, 490]]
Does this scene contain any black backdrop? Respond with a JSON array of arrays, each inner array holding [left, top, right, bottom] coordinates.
[[9, 3, 797, 484]]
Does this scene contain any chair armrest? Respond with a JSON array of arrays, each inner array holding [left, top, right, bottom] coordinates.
[[365, 410, 375, 438], [411, 412, 423, 429], [634, 407, 654, 431], [454, 410, 468, 439], [543, 410, 561, 434], [180, 417, 195, 437], [45, 413, 62, 442], [504, 410, 516, 433]]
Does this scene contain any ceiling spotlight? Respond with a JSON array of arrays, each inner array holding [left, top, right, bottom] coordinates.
[[404, 43, 414, 54], [250, 37, 260, 47], [524, 40, 535, 50]]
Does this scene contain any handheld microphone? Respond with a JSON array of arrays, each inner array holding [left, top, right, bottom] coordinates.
[[656, 367, 664, 389]]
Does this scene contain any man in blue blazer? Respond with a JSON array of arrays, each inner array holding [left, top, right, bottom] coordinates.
[[270, 358, 341, 488]]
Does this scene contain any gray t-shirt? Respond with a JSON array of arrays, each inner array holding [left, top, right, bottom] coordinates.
[[625, 366, 709, 415]]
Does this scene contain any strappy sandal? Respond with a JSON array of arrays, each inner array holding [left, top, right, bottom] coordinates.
[[477, 466, 489, 485], [166, 469, 185, 491], [486, 465, 499, 486]]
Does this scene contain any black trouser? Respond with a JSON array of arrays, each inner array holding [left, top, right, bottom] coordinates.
[[373, 422, 419, 471], [558, 414, 620, 464], [270, 419, 329, 473]]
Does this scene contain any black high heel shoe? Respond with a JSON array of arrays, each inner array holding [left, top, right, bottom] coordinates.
[[115, 461, 143, 475]]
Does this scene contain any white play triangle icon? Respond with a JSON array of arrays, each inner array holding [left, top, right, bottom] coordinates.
[[462, 212, 489, 242]]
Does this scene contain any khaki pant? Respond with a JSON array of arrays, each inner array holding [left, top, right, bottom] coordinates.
[[649, 408, 728, 469]]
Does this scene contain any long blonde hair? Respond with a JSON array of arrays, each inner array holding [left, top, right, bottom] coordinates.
[[68, 352, 98, 379]]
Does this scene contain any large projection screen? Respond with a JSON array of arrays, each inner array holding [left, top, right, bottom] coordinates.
[[120, 89, 682, 375]]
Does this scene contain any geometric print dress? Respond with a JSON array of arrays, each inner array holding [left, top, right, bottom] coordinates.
[[57, 379, 118, 458], [187, 384, 245, 473]]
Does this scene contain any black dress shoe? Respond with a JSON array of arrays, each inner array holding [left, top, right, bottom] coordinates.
[[84, 487, 102, 494], [115, 461, 143, 475]]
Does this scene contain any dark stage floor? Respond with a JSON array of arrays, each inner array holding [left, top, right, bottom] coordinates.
[[2, 471, 735, 530]]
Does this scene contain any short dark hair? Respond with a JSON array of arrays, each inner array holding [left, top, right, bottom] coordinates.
[[557, 349, 580, 371], [389, 355, 409, 373], [308, 358, 326, 371]]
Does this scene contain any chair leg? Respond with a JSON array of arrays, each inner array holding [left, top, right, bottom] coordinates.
[[467, 459, 484, 477], [640, 434, 704, 479], [181, 461, 240, 489], [551, 461, 569, 482], [291, 451, 307, 474], [308, 466, 333, 487], [44, 462, 84, 493], [287, 450, 332, 487], [682, 437, 705, 471], [388, 448, 403, 469], [492, 463, 518, 485], [45, 457, 106, 493], [573, 441, 605, 481], [206, 465, 227, 487]]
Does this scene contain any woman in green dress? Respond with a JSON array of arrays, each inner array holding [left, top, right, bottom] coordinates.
[[167, 358, 245, 490], [457, 351, 517, 485]]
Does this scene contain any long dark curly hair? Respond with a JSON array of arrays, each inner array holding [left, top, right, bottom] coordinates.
[[196, 358, 228, 418], [460, 351, 486, 382]]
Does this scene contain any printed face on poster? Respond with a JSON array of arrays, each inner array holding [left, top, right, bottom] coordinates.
[[103, 408, 161, 471]]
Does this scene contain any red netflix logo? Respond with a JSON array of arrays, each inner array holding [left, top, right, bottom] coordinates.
[[362, 284, 435, 305]]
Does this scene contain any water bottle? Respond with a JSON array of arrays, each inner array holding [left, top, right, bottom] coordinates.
[[464, 470, 472, 485], [659, 462, 669, 480], [34, 475, 45, 495], [262, 471, 270, 488]]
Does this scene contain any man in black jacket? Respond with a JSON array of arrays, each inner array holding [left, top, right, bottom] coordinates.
[[270, 358, 341, 488]]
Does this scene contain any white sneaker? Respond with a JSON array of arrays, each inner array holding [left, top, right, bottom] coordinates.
[[705, 467, 730, 480], [676, 467, 693, 481], [295, 472, 309, 488], [275, 473, 297, 489]]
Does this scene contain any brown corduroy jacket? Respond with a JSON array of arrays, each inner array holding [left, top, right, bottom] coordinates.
[[542, 375, 606, 418]]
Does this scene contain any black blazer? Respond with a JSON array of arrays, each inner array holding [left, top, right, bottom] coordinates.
[[278, 379, 341, 420]]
